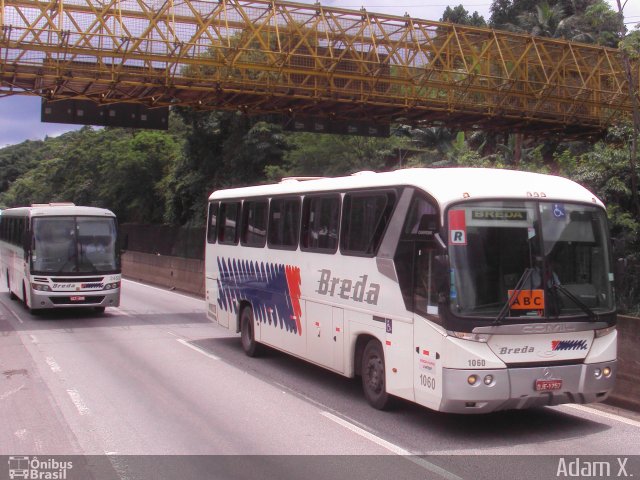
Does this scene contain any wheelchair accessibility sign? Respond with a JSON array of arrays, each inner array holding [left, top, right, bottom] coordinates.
[[552, 203, 566, 219]]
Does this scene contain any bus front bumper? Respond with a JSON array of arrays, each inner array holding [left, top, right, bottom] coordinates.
[[31, 289, 120, 309], [438, 361, 616, 414]]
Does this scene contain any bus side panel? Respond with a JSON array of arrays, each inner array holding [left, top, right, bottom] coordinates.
[[306, 301, 339, 369], [260, 300, 305, 358], [6, 249, 26, 300], [413, 317, 446, 410], [205, 276, 226, 326], [332, 307, 344, 373]]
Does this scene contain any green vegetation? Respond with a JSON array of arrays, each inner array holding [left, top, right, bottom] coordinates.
[[0, 0, 638, 313]]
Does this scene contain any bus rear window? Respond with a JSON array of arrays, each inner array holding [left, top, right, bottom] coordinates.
[[207, 203, 218, 244]]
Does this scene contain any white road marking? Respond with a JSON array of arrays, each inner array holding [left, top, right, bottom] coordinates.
[[29, 334, 38, 344], [6, 307, 23, 324], [177, 338, 220, 360], [560, 404, 640, 428], [45, 357, 62, 373], [123, 278, 205, 302], [66, 389, 90, 416], [320, 411, 464, 480], [320, 410, 411, 455], [14, 428, 28, 439]]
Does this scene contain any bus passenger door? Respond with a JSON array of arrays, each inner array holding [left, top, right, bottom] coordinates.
[[412, 245, 445, 411], [393, 192, 446, 411]]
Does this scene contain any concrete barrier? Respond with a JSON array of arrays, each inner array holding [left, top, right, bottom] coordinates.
[[121, 251, 205, 297], [607, 314, 640, 412], [121, 251, 639, 412]]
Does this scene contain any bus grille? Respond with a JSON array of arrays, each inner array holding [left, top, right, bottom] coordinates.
[[49, 296, 105, 305], [51, 277, 104, 283]]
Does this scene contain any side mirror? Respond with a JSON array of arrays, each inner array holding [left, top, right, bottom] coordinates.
[[417, 214, 438, 236], [22, 231, 30, 257]]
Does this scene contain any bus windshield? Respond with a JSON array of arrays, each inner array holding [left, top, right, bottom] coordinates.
[[447, 200, 614, 319], [31, 216, 118, 274]]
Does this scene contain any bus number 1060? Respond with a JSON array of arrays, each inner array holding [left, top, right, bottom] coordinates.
[[419, 374, 436, 389]]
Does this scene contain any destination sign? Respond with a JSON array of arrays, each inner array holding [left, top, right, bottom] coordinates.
[[472, 210, 528, 221]]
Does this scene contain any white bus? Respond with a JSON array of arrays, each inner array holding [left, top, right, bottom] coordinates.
[[204, 168, 617, 413], [0, 203, 121, 312]]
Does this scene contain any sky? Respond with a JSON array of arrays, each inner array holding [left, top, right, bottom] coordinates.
[[1, 0, 639, 147]]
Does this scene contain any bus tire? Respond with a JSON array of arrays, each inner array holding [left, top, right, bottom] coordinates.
[[94, 307, 106, 313], [240, 306, 261, 357], [361, 339, 391, 410]]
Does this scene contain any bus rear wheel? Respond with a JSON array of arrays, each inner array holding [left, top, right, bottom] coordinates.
[[361, 339, 391, 410], [240, 306, 262, 357]]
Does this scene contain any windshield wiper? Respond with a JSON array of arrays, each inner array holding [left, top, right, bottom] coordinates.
[[495, 267, 535, 325], [551, 284, 599, 322]]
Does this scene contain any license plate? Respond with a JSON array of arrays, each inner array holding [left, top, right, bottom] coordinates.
[[535, 379, 562, 391], [70, 296, 85, 302]]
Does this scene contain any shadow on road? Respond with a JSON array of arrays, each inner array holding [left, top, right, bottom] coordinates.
[[192, 336, 611, 453]]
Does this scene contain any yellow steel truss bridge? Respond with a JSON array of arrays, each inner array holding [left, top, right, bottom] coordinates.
[[0, 0, 638, 136]]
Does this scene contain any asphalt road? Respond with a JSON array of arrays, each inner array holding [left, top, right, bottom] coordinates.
[[1, 279, 639, 480]]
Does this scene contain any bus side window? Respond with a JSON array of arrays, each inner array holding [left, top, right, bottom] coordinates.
[[218, 202, 240, 245], [301, 195, 340, 253], [268, 197, 300, 250], [207, 202, 218, 244], [341, 191, 396, 257], [241, 200, 268, 248]]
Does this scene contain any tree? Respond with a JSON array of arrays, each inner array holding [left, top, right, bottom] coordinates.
[[265, 133, 400, 180], [618, 9, 640, 217], [440, 5, 487, 27]]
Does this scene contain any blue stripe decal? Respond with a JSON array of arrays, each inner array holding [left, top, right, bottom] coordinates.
[[216, 257, 302, 335]]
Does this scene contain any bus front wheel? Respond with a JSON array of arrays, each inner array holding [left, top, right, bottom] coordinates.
[[361, 339, 391, 410], [22, 283, 33, 314], [240, 306, 262, 357]]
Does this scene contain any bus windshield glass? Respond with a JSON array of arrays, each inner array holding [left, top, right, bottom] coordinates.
[[447, 200, 614, 319], [31, 216, 118, 274]]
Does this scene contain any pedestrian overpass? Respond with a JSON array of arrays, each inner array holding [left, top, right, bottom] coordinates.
[[0, 0, 638, 136]]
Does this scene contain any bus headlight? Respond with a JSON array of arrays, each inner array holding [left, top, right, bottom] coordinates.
[[603, 367, 612, 377], [595, 326, 616, 338], [103, 282, 120, 290], [467, 375, 478, 385], [31, 283, 51, 292], [449, 331, 490, 343]]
